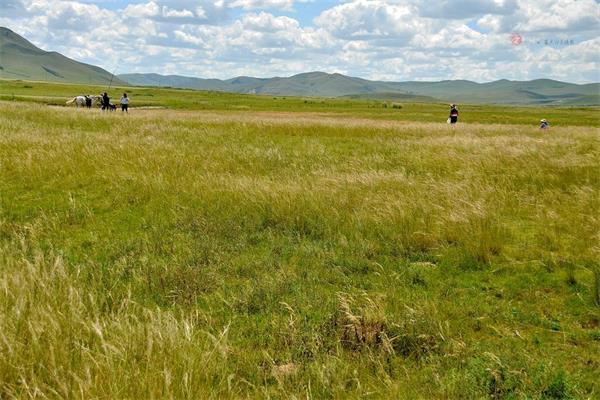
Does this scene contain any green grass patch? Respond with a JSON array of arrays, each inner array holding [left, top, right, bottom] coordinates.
[[0, 100, 599, 398], [2, 78, 600, 126]]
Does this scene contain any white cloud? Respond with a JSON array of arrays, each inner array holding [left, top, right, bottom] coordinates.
[[241, 12, 299, 32], [513, 0, 600, 34], [315, 1, 426, 42], [123, 1, 227, 24], [477, 0, 600, 36], [173, 30, 207, 47], [163, 8, 194, 18], [1, 0, 598, 83], [228, 0, 310, 11], [123, 1, 160, 18]]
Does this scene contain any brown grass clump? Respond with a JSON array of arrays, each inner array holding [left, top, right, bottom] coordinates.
[[338, 293, 391, 351], [337, 293, 444, 358]]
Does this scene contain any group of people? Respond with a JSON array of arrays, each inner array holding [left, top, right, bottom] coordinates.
[[447, 104, 549, 129], [85, 95, 550, 127], [100, 92, 129, 112]]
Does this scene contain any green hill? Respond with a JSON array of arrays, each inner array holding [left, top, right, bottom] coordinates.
[[385, 79, 600, 105], [119, 73, 228, 91], [120, 71, 411, 98], [0, 27, 127, 86], [120, 71, 600, 105]]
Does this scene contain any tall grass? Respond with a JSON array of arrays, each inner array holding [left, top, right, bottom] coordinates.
[[1, 101, 599, 398]]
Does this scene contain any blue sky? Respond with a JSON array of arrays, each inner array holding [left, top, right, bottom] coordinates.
[[290, 2, 338, 23], [2, 0, 599, 82], [231, 1, 339, 24], [81, 0, 338, 24]]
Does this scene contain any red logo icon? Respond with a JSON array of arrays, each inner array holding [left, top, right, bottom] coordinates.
[[511, 33, 523, 46]]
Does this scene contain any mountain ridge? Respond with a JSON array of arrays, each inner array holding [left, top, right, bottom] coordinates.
[[119, 71, 600, 105]]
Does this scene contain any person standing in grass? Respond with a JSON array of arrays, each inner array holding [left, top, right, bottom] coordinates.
[[540, 119, 548, 129], [120, 93, 129, 112], [102, 92, 110, 111], [449, 104, 459, 124]]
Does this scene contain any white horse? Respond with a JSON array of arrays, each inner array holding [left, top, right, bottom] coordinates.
[[66, 95, 101, 108]]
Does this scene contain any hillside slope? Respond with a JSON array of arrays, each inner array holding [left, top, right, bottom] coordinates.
[[0, 27, 127, 86]]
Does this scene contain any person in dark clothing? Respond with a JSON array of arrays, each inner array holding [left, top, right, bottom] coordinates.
[[85, 95, 92, 108], [449, 104, 459, 124], [102, 92, 110, 111]]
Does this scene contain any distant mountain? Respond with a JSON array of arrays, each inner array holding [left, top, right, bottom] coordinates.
[[381, 79, 600, 105], [3, 27, 595, 105], [120, 71, 423, 98], [118, 73, 229, 91], [120, 71, 600, 105], [0, 27, 127, 86]]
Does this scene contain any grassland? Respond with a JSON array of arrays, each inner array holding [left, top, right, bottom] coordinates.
[[0, 82, 599, 398], [2, 79, 600, 127]]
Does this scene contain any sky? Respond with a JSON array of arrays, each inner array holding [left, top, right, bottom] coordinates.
[[2, 0, 599, 82]]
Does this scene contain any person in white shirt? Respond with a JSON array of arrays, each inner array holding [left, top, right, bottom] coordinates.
[[120, 93, 129, 112]]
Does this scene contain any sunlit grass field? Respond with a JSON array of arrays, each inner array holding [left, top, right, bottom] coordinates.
[[2, 78, 600, 126], [0, 82, 599, 398]]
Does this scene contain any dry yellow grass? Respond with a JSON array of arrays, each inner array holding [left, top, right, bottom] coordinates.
[[1, 101, 599, 398]]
